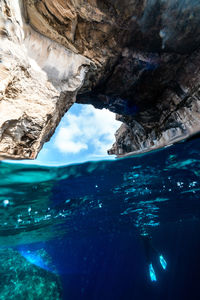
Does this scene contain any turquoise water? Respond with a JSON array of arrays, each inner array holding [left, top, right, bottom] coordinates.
[[0, 137, 200, 299]]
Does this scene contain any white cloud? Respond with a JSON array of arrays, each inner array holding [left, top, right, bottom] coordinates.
[[54, 105, 121, 155], [55, 125, 88, 154]]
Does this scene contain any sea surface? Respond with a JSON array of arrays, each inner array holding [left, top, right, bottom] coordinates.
[[0, 137, 200, 299]]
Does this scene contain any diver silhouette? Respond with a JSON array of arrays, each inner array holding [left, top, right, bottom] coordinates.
[[142, 235, 167, 282]]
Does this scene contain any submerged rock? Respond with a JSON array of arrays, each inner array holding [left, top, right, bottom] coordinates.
[[1, 0, 200, 158], [0, 248, 62, 299]]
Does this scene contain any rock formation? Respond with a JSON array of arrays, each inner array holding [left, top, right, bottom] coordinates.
[[0, 0, 200, 159], [0, 248, 62, 299]]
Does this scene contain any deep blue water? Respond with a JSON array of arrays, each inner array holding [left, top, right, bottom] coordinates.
[[0, 138, 200, 299]]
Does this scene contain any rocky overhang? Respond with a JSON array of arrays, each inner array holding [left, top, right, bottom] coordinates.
[[0, 0, 200, 159]]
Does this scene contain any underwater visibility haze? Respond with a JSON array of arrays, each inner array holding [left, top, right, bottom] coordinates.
[[0, 137, 200, 299]]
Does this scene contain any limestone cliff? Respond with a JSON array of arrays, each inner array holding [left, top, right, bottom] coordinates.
[[1, 0, 200, 159]]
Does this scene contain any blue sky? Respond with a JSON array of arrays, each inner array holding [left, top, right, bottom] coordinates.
[[16, 104, 121, 166]]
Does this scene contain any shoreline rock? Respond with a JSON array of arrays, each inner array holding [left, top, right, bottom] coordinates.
[[1, 0, 200, 159]]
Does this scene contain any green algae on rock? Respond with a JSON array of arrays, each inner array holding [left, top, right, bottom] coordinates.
[[0, 248, 62, 299]]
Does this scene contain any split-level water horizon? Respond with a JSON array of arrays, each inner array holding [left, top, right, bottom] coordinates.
[[0, 135, 200, 299]]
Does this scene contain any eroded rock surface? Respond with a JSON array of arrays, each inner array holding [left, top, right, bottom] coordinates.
[[0, 0, 90, 159], [0, 248, 62, 299], [1, 0, 200, 159]]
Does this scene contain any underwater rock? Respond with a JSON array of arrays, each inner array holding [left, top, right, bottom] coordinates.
[[0, 248, 62, 299], [1, 0, 200, 158]]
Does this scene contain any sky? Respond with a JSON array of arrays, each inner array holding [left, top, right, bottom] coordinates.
[[14, 104, 121, 166]]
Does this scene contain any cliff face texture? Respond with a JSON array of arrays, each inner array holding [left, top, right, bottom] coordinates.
[[1, 0, 200, 159]]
